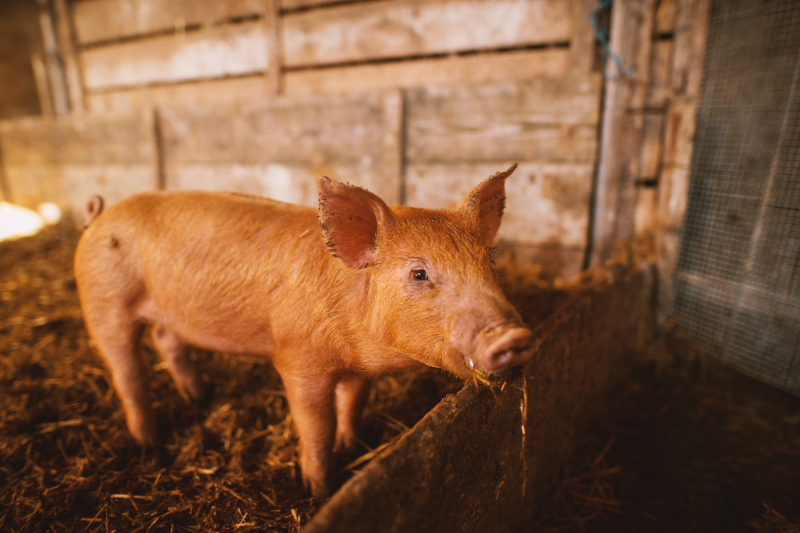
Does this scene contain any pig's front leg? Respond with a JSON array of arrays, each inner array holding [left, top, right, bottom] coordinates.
[[334, 376, 371, 452], [280, 371, 337, 502]]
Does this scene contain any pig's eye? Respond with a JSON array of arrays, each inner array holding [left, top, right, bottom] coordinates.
[[412, 269, 428, 281]]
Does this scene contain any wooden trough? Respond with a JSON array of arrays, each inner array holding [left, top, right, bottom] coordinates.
[[307, 266, 650, 533]]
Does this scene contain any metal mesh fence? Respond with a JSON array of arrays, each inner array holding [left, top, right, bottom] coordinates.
[[671, 0, 800, 395]]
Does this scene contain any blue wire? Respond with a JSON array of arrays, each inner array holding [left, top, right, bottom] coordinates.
[[590, 0, 635, 80]]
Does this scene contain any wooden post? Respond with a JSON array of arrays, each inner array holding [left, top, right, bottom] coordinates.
[[53, 0, 85, 114], [569, 0, 598, 75], [381, 90, 404, 206], [588, 0, 657, 266], [264, 0, 283, 96], [38, 9, 69, 116], [31, 53, 54, 116], [654, 0, 711, 326]]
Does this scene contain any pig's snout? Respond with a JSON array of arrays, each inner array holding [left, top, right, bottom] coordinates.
[[481, 327, 534, 372]]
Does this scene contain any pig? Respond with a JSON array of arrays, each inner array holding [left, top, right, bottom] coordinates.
[[73, 163, 534, 501]]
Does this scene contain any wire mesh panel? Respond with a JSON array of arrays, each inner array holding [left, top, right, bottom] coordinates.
[[672, 0, 800, 395]]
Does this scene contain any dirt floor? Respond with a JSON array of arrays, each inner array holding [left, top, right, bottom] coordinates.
[[2, 223, 798, 532]]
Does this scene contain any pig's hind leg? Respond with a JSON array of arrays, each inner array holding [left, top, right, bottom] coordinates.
[[87, 317, 161, 447], [334, 376, 371, 452], [151, 323, 212, 405]]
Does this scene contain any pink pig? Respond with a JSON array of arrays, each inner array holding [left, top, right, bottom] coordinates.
[[74, 163, 534, 501]]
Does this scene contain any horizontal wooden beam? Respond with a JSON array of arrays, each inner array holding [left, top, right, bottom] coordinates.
[[405, 162, 594, 248], [80, 21, 269, 90], [405, 74, 602, 164], [282, 0, 571, 68], [284, 48, 570, 96], [72, 0, 265, 45]]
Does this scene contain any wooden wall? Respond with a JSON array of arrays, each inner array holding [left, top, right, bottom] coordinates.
[[0, 0, 606, 279]]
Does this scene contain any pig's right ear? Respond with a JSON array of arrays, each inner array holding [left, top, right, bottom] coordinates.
[[317, 176, 393, 269]]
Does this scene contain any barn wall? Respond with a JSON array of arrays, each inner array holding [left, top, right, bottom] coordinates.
[[0, 0, 607, 279]]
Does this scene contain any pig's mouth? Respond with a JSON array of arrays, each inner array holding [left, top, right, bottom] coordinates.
[[462, 355, 506, 382]]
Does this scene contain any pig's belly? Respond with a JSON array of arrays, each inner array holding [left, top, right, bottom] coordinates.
[[135, 299, 276, 357]]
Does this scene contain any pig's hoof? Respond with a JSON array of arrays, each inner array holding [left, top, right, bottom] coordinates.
[[191, 380, 214, 407]]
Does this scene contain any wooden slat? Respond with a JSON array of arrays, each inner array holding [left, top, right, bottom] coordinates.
[[80, 21, 269, 90], [31, 53, 54, 116], [647, 39, 673, 108], [282, 0, 571, 68], [284, 48, 569, 96], [405, 74, 602, 164], [72, 0, 265, 45], [569, 0, 597, 74], [54, 0, 85, 113], [4, 164, 157, 212], [86, 76, 270, 114], [160, 93, 384, 165], [280, 0, 380, 11], [165, 162, 381, 207], [405, 162, 594, 248], [0, 113, 156, 165]]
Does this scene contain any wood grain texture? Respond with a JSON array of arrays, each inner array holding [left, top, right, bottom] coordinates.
[[282, 0, 571, 67], [284, 48, 569, 96], [0, 113, 158, 211], [54, 0, 85, 113], [72, 0, 265, 44], [159, 93, 384, 165], [307, 268, 648, 533], [406, 162, 594, 248], [648, 39, 673, 108], [31, 53, 54, 116], [0, 113, 156, 165], [80, 21, 269, 90], [165, 162, 381, 207], [4, 163, 157, 212], [405, 74, 602, 164], [160, 91, 402, 203], [85, 76, 270, 114], [588, 0, 657, 265], [569, 0, 597, 73]]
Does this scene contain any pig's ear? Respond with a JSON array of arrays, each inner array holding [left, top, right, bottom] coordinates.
[[317, 176, 393, 269], [457, 163, 518, 246]]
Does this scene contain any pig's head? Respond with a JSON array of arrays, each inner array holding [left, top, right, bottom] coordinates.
[[317, 164, 534, 380]]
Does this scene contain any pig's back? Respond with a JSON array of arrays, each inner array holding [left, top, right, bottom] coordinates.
[[76, 190, 329, 355]]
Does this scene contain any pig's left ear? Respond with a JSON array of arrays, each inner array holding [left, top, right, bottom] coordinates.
[[457, 163, 518, 246], [317, 176, 394, 269]]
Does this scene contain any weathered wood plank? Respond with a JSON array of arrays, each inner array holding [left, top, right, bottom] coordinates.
[[54, 0, 85, 113], [405, 75, 602, 164], [588, 0, 657, 265], [4, 163, 157, 212], [160, 93, 384, 165], [72, 0, 265, 44], [569, 0, 597, 74], [85, 76, 270, 114], [282, 0, 571, 67], [31, 53, 54, 116], [284, 48, 569, 96], [647, 39, 673, 108], [80, 21, 269, 90], [165, 162, 381, 208], [307, 267, 648, 533], [0, 113, 156, 165], [264, 0, 283, 96], [405, 162, 594, 248]]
